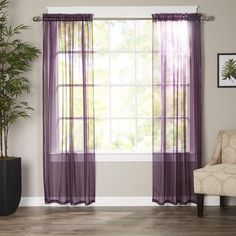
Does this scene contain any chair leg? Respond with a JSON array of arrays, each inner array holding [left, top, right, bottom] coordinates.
[[220, 196, 226, 207], [197, 194, 204, 217]]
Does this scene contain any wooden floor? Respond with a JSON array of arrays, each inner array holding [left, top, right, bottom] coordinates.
[[0, 207, 236, 236]]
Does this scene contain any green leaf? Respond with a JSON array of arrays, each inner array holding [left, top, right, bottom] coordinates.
[[221, 59, 236, 81], [0, 0, 40, 156]]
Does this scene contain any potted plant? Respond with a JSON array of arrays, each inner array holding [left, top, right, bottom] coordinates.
[[0, 0, 40, 216]]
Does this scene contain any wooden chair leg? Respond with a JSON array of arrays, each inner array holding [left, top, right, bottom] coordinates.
[[197, 194, 204, 217], [220, 196, 226, 207]]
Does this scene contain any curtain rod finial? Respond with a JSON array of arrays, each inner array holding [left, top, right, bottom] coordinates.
[[33, 16, 42, 22], [202, 16, 214, 21]]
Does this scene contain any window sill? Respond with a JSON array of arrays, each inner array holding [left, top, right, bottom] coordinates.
[[95, 153, 152, 162]]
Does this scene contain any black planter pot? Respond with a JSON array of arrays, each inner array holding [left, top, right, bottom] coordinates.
[[0, 157, 21, 216]]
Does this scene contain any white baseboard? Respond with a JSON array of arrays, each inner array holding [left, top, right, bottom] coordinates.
[[20, 197, 45, 206], [20, 196, 236, 207], [20, 197, 158, 207]]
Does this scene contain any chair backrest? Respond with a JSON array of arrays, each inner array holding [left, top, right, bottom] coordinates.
[[221, 131, 236, 164]]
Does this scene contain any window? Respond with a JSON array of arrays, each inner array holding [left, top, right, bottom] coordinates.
[[52, 6, 198, 158], [93, 20, 153, 153], [56, 19, 190, 155]]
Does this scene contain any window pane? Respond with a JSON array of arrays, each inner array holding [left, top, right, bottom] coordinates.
[[153, 119, 161, 152], [88, 118, 95, 151], [93, 21, 109, 51], [153, 53, 161, 84], [166, 87, 174, 117], [74, 120, 84, 152], [87, 57, 94, 85], [153, 86, 161, 117], [58, 87, 83, 118], [110, 20, 135, 51], [137, 119, 152, 151], [58, 22, 82, 52], [59, 119, 83, 152], [136, 53, 152, 84], [136, 20, 152, 51], [166, 119, 189, 151], [165, 53, 174, 84], [137, 86, 152, 117], [95, 119, 110, 151], [87, 87, 94, 118], [111, 86, 135, 117], [94, 87, 109, 118], [57, 53, 83, 85], [72, 87, 83, 117], [177, 119, 189, 151], [166, 119, 174, 150], [94, 53, 109, 85], [110, 53, 135, 84], [111, 119, 135, 151], [166, 86, 188, 117], [59, 119, 69, 152]]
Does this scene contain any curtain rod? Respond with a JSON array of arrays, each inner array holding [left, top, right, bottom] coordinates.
[[32, 16, 214, 22]]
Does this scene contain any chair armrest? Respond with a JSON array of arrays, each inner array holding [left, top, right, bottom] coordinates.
[[206, 131, 223, 166]]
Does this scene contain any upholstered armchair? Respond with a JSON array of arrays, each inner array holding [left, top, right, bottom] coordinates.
[[194, 131, 236, 217]]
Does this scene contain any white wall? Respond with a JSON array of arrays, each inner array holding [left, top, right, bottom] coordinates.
[[7, 0, 236, 205]]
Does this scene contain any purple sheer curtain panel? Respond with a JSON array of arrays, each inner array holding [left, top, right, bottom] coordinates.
[[152, 13, 202, 205], [43, 14, 95, 205]]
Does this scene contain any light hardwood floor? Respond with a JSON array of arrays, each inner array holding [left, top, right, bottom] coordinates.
[[0, 207, 236, 236]]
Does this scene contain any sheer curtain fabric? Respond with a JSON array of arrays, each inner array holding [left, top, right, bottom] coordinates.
[[152, 13, 202, 204], [43, 14, 95, 205]]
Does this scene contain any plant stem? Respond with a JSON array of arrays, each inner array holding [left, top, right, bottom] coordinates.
[[4, 126, 8, 157], [0, 110, 2, 157], [0, 129, 2, 157]]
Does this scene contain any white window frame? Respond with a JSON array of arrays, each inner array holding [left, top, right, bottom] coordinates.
[[47, 6, 198, 17], [48, 6, 198, 162]]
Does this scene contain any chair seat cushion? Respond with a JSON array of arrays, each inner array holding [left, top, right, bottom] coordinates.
[[194, 164, 236, 197]]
